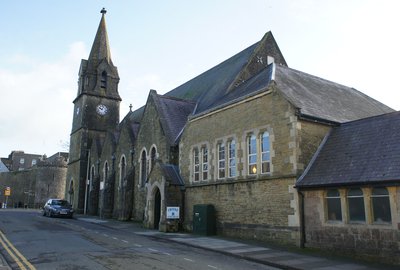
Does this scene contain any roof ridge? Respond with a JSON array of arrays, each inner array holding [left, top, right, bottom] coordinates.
[[158, 93, 197, 104]]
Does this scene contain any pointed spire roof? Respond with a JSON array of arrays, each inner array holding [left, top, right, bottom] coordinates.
[[88, 8, 113, 66]]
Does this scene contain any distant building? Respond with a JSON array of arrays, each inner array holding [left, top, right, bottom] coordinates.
[[1, 151, 43, 171], [0, 151, 69, 208]]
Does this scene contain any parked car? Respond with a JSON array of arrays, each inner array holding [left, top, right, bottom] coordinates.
[[43, 199, 74, 218]]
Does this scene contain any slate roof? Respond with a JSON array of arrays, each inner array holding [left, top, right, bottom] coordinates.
[[274, 66, 394, 123], [296, 111, 400, 188], [128, 32, 286, 122], [129, 32, 392, 126], [153, 94, 196, 145], [160, 164, 184, 186]]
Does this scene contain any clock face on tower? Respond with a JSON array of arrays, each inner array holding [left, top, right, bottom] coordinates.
[[96, 104, 108, 116]]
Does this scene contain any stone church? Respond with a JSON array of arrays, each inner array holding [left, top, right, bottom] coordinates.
[[66, 10, 398, 262]]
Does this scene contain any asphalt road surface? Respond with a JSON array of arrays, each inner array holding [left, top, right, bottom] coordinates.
[[0, 209, 280, 270]]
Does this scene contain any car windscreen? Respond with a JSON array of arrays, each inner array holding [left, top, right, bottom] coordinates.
[[52, 200, 69, 206]]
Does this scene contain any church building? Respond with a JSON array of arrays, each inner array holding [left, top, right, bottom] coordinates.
[[66, 10, 398, 263]]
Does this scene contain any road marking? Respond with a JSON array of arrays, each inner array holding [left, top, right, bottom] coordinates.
[[0, 230, 36, 270], [122, 240, 129, 244], [208, 265, 218, 269], [103, 234, 109, 237], [112, 237, 118, 240], [148, 248, 158, 252], [134, 244, 142, 247], [163, 252, 172, 256], [184, 258, 194, 262]]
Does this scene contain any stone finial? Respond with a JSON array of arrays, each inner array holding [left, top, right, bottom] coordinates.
[[129, 104, 133, 112], [101, 8, 107, 15]]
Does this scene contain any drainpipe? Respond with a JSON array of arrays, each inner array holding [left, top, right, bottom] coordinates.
[[298, 189, 306, 248], [180, 187, 185, 231], [84, 150, 90, 215]]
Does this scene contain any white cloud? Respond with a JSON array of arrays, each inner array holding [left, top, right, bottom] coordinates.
[[0, 42, 87, 157]]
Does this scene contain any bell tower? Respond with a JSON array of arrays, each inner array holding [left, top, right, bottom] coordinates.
[[66, 8, 121, 213]]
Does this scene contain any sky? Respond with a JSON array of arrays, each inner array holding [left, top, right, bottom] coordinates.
[[1, 0, 400, 158]]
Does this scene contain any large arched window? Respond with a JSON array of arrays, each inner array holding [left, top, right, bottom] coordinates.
[[120, 156, 126, 189], [228, 140, 236, 178], [372, 187, 391, 223], [248, 134, 257, 175], [90, 166, 95, 191], [101, 161, 108, 190], [326, 189, 342, 221], [193, 148, 200, 182], [347, 188, 365, 222], [140, 150, 147, 186], [261, 132, 271, 173], [150, 147, 157, 172], [218, 143, 225, 179], [202, 146, 208, 180]]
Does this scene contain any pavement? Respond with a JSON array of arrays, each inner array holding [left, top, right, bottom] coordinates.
[[0, 214, 397, 270], [76, 216, 395, 270]]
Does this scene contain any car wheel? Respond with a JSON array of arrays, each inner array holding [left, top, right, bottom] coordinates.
[[42, 210, 46, 216]]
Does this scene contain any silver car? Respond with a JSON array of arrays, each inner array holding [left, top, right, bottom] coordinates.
[[43, 199, 74, 218]]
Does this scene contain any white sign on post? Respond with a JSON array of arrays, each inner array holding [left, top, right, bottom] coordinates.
[[166, 207, 180, 219]]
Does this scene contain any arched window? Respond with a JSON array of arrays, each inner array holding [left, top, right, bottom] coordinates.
[[372, 187, 391, 223], [347, 188, 365, 222], [228, 140, 236, 178], [101, 71, 107, 88], [120, 156, 126, 189], [202, 146, 208, 180], [261, 132, 271, 173], [193, 148, 200, 182], [248, 134, 257, 175], [140, 150, 147, 186], [90, 166, 95, 191], [101, 161, 108, 190], [150, 147, 157, 172], [218, 143, 225, 179], [326, 189, 342, 221]]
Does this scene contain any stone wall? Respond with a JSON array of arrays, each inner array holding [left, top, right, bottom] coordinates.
[[184, 177, 298, 245], [179, 88, 304, 246], [303, 189, 400, 265], [0, 165, 67, 209], [132, 92, 171, 222]]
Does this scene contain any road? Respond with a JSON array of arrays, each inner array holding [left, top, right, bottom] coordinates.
[[0, 209, 279, 270]]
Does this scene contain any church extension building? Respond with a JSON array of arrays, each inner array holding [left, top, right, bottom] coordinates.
[[66, 10, 397, 261]]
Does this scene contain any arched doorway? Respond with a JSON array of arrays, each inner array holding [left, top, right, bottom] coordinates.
[[154, 188, 161, 230]]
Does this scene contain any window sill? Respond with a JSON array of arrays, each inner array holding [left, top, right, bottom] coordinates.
[[326, 220, 343, 224]]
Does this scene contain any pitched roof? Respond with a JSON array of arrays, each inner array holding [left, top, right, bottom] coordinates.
[[160, 164, 184, 186], [296, 111, 400, 188], [128, 32, 285, 122], [127, 31, 393, 133], [152, 93, 196, 145], [166, 32, 286, 115], [274, 66, 394, 123]]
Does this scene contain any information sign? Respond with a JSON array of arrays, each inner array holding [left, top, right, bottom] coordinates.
[[166, 207, 180, 219]]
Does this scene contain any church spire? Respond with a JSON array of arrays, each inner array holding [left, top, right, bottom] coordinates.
[[88, 8, 113, 66]]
